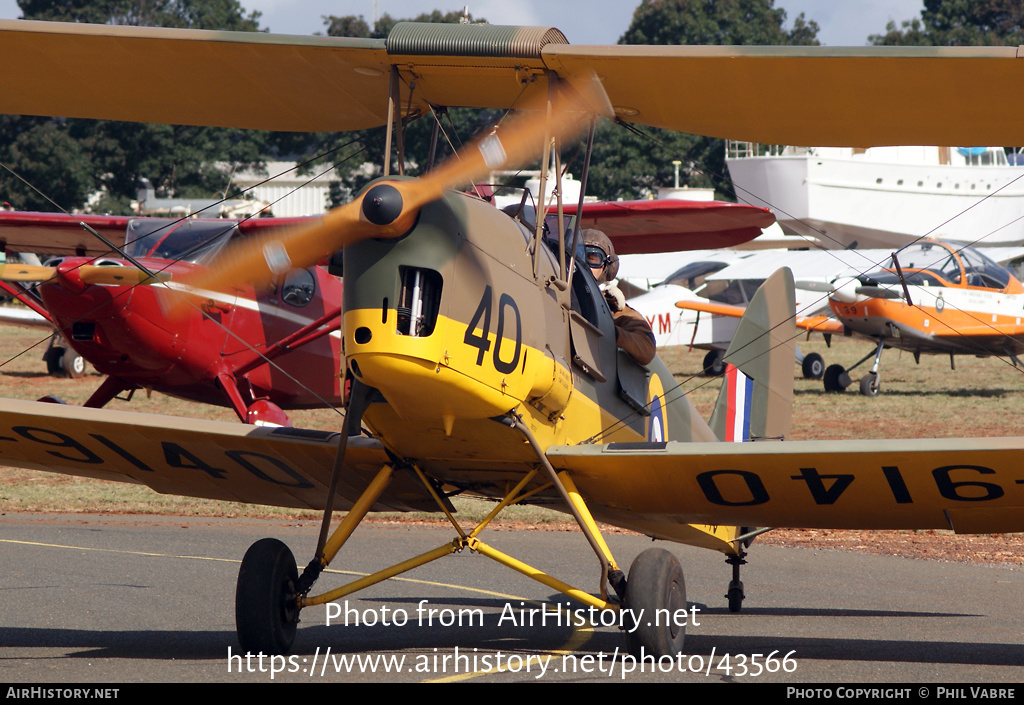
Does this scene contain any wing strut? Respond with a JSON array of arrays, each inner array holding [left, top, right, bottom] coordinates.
[[297, 379, 385, 594], [500, 412, 627, 602]]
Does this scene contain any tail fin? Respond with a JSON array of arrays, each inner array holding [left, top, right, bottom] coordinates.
[[710, 267, 795, 442]]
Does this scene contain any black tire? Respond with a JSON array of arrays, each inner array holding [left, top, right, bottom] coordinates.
[[859, 373, 881, 397], [236, 538, 299, 656], [703, 349, 726, 377], [45, 348, 62, 376], [625, 548, 686, 658], [61, 350, 86, 378], [823, 364, 849, 393], [801, 352, 824, 380], [727, 583, 744, 613]]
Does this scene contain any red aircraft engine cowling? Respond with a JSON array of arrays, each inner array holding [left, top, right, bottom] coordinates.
[[36, 256, 344, 415]]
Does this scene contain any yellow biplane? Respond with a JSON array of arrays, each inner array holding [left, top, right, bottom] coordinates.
[[1, 19, 1024, 659]]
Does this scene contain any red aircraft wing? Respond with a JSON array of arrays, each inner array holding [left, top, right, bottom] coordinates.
[[0, 211, 319, 259], [565, 200, 775, 254], [0, 211, 133, 257]]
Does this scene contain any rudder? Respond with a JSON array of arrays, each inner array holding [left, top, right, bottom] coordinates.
[[709, 267, 795, 442]]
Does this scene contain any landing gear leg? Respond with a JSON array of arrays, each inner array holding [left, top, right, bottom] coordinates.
[[725, 551, 747, 613], [235, 380, 382, 655], [858, 338, 886, 397]]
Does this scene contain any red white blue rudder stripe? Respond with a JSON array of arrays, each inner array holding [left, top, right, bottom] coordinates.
[[723, 363, 754, 442]]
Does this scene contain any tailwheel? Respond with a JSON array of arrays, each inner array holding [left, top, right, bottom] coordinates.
[[727, 582, 745, 613], [725, 551, 746, 613], [236, 538, 300, 655], [625, 548, 686, 658]]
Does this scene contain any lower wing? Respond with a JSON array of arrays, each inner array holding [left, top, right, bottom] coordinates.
[[0, 399, 434, 512], [548, 439, 1024, 536]]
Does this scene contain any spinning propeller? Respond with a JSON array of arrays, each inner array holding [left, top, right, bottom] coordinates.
[[176, 77, 612, 304]]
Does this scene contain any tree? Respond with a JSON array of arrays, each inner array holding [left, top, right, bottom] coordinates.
[[6, 0, 268, 213], [587, 0, 820, 201], [322, 9, 478, 39], [622, 0, 819, 46], [870, 0, 1024, 46], [314, 10, 494, 207], [0, 117, 95, 211], [19, 0, 262, 31]]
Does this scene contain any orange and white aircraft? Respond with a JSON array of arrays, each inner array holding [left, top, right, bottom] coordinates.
[[677, 240, 1024, 396], [2, 19, 1024, 661]]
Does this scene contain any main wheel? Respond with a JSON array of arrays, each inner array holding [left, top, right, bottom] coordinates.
[[859, 373, 881, 397], [703, 349, 726, 376], [45, 347, 86, 378], [61, 349, 86, 378], [45, 347, 62, 376], [822, 364, 849, 393], [236, 538, 299, 655], [625, 548, 686, 658], [801, 352, 824, 380]]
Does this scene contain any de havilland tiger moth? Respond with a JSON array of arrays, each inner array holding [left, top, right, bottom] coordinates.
[[0, 19, 1024, 658]]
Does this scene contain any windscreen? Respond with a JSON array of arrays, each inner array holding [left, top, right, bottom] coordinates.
[[123, 218, 238, 264]]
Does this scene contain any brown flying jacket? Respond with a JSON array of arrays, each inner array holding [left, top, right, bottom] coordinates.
[[613, 304, 656, 366]]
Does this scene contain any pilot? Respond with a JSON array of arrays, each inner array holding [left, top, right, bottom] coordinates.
[[583, 229, 656, 365]]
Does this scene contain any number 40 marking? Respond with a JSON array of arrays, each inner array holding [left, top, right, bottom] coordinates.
[[463, 285, 522, 374]]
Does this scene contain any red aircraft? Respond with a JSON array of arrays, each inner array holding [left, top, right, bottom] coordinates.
[[0, 211, 342, 426]]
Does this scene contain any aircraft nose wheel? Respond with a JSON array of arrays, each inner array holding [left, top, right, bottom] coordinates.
[[624, 548, 686, 658], [859, 372, 881, 397], [236, 538, 300, 656]]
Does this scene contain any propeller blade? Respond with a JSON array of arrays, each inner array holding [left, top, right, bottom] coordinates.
[[0, 263, 169, 286], [0, 263, 57, 282], [794, 280, 834, 292], [175, 76, 611, 303], [77, 266, 169, 286], [854, 285, 904, 300]]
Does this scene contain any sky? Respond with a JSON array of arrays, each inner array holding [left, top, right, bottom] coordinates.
[[0, 1, 926, 46]]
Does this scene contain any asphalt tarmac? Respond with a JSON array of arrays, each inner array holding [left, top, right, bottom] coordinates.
[[1, 513, 1022, 684]]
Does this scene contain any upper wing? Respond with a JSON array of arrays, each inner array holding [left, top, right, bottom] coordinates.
[[545, 44, 1024, 146], [0, 210, 319, 259], [0, 21, 392, 132], [0, 211, 131, 257], [547, 438, 1024, 539], [568, 200, 774, 254], [0, 399, 436, 512], [1, 20, 1023, 147]]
